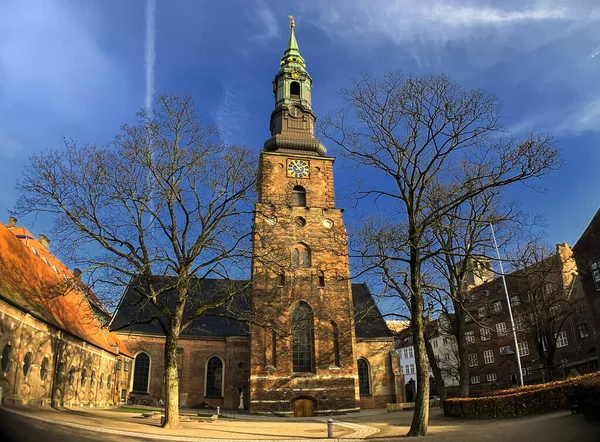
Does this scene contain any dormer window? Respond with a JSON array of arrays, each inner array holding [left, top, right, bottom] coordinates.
[[290, 81, 300, 99]]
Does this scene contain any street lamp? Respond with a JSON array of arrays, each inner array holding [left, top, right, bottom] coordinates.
[[490, 223, 524, 387]]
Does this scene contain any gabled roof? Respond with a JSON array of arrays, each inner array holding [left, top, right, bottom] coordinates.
[[0, 222, 131, 357], [110, 278, 392, 339], [573, 208, 600, 254]]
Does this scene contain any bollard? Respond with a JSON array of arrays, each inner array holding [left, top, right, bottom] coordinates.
[[217, 406, 220, 416], [327, 418, 333, 438]]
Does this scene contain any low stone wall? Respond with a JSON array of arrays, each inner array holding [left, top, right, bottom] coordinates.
[[386, 402, 414, 412], [444, 372, 600, 419]]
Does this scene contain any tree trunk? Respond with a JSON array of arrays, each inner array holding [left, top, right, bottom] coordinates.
[[163, 319, 181, 428], [408, 254, 429, 437], [454, 301, 470, 397], [424, 335, 446, 408]]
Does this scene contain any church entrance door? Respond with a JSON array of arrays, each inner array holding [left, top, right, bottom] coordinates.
[[293, 398, 314, 417]]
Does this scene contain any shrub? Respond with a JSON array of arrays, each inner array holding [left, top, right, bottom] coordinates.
[[444, 372, 600, 419]]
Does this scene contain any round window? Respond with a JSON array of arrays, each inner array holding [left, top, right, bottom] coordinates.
[[295, 217, 306, 227], [322, 219, 333, 229]]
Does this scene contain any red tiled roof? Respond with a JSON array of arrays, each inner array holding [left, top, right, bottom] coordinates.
[[0, 222, 132, 357]]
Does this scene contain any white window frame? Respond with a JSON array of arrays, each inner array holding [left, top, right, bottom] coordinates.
[[495, 322, 507, 336], [480, 328, 491, 341], [468, 353, 478, 367], [470, 376, 481, 384], [486, 373, 497, 382], [517, 341, 529, 357], [465, 331, 475, 344], [483, 349, 494, 364], [556, 331, 568, 348], [204, 355, 225, 398], [591, 260, 600, 291], [130, 351, 152, 394], [478, 307, 486, 318]]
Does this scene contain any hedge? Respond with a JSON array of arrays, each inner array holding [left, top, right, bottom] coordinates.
[[443, 372, 600, 419]]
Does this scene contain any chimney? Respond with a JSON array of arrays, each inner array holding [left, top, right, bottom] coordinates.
[[73, 268, 82, 279], [38, 234, 51, 250], [7, 216, 17, 228]]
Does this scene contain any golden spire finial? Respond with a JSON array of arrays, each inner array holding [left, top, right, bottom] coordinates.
[[289, 15, 295, 33]]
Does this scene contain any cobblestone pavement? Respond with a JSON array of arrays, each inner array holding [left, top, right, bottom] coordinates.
[[314, 418, 379, 439]]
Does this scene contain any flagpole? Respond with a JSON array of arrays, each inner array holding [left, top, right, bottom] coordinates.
[[490, 223, 524, 387]]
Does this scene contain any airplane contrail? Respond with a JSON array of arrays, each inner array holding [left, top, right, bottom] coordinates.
[[144, 0, 157, 111]]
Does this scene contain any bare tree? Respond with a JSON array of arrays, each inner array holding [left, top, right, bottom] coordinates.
[[320, 72, 562, 436], [15, 94, 257, 428], [506, 243, 578, 381]]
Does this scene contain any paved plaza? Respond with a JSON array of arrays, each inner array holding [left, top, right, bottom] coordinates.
[[0, 406, 598, 442]]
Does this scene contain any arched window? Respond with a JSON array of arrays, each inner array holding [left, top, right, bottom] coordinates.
[[332, 322, 340, 367], [318, 271, 325, 287], [107, 374, 112, 389], [205, 356, 223, 398], [1, 343, 12, 373], [23, 351, 32, 377], [132, 352, 151, 393], [358, 359, 371, 396], [290, 81, 300, 98], [292, 302, 314, 373], [292, 244, 311, 268], [81, 368, 87, 387], [68, 366, 76, 385], [291, 186, 306, 207], [40, 357, 49, 381], [90, 371, 96, 388], [99, 373, 104, 389]]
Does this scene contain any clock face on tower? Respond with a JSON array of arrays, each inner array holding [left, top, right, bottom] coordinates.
[[286, 159, 310, 178]]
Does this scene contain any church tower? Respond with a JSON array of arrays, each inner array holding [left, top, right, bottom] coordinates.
[[249, 17, 360, 416]]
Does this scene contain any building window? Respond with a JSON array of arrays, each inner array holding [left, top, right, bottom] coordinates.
[[495, 322, 507, 336], [518, 341, 529, 357], [81, 368, 87, 387], [318, 271, 325, 287], [271, 329, 277, 367], [515, 316, 525, 331], [1, 343, 12, 373], [410, 364, 415, 374], [40, 357, 49, 381], [556, 330, 568, 348], [295, 216, 306, 227], [205, 356, 223, 398], [499, 345, 510, 355], [483, 349, 494, 364], [357, 358, 370, 396], [470, 376, 481, 384], [433, 339, 439, 348], [124, 361, 130, 372], [590, 260, 600, 290], [478, 307, 486, 318], [493, 301, 502, 313], [117, 359, 122, 370], [292, 302, 315, 373], [23, 351, 32, 377], [332, 322, 340, 367], [90, 371, 96, 388], [69, 366, 76, 385], [291, 244, 311, 268], [408, 348, 413, 358], [291, 185, 306, 207], [511, 296, 521, 306], [549, 305, 562, 321], [468, 353, 478, 367], [133, 352, 151, 393], [100, 373, 104, 389], [405, 364, 409, 374], [465, 331, 475, 344], [107, 375, 112, 389], [278, 272, 285, 286], [290, 81, 300, 98], [486, 373, 497, 382], [579, 323, 590, 338], [480, 328, 491, 341]]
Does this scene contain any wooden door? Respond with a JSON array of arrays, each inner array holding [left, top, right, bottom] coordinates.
[[293, 399, 314, 417]]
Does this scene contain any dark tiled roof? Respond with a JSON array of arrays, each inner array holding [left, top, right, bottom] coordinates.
[[111, 278, 392, 339], [109, 277, 251, 337], [351, 283, 393, 338]]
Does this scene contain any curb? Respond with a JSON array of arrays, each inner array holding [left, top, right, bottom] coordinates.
[[1, 407, 368, 442]]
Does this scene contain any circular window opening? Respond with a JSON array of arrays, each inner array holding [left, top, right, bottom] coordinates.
[[295, 217, 306, 227], [323, 219, 333, 229], [23, 351, 33, 377]]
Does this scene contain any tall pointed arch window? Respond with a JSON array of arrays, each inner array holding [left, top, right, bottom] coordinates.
[[292, 302, 315, 373], [358, 358, 371, 396], [332, 321, 340, 367], [205, 356, 224, 398], [292, 186, 306, 207], [132, 352, 151, 393]]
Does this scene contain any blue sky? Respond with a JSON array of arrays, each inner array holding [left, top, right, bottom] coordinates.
[[1, 0, 599, 258]]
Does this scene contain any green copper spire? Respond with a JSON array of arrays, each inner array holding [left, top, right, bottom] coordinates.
[[280, 15, 305, 70]]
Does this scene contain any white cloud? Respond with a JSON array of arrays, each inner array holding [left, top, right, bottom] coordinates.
[[254, 0, 279, 41], [558, 98, 600, 135]]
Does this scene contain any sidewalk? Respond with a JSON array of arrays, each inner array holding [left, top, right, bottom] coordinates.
[[1, 406, 380, 441]]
